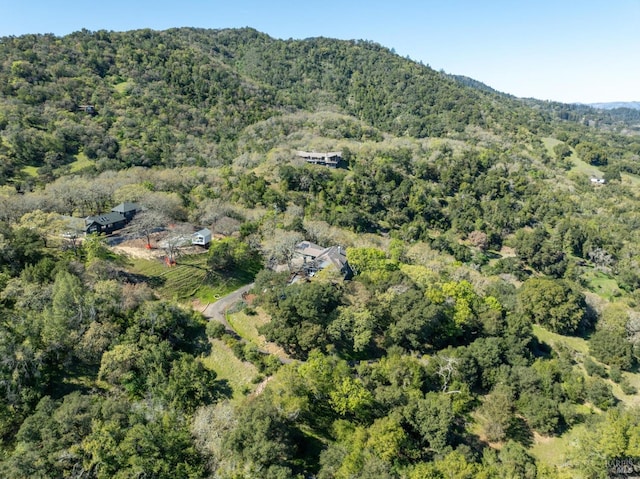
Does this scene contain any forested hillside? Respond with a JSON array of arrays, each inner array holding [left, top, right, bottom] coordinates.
[[2, 27, 640, 478]]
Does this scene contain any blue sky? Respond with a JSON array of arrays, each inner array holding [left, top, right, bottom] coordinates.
[[1, 0, 638, 103]]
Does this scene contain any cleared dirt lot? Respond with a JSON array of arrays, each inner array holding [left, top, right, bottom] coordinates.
[[111, 231, 206, 260]]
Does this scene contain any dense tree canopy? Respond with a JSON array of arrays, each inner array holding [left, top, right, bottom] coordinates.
[[1, 26, 640, 479]]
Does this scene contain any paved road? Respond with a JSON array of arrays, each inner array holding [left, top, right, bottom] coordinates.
[[201, 282, 292, 364], [201, 283, 255, 331]]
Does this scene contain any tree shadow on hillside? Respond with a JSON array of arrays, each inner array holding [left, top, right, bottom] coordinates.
[[530, 336, 553, 359], [117, 270, 166, 288], [507, 416, 534, 448], [215, 378, 233, 401]]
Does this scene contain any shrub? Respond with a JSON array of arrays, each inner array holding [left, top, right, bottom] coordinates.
[[589, 329, 634, 370], [583, 357, 607, 378], [206, 321, 226, 339], [621, 379, 637, 395], [586, 378, 616, 410]]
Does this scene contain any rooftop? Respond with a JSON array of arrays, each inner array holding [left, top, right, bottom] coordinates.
[[86, 212, 126, 225]]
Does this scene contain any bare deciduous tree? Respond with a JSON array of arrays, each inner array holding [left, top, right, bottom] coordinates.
[[161, 223, 192, 265], [124, 209, 168, 248], [262, 230, 304, 271], [468, 230, 489, 251], [435, 355, 460, 394]]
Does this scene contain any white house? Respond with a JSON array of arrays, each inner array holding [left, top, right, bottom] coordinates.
[[192, 228, 212, 246]]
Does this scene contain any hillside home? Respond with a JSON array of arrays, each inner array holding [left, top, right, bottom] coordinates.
[[85, 212, 127, 234], [296, 150, 342, 168], [111, 202, 140, 221], [295, 241, 353, 280]]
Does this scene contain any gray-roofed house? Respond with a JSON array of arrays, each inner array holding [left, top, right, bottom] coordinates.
[[295, 241, 353, 280], [314, 245, 353, 280], [85, 212, 127, 234], [111, 202, 140, 221], [296, 241, 328, 259]]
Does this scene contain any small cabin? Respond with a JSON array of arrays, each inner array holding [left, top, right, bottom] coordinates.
[[192, 228, 212, 246]]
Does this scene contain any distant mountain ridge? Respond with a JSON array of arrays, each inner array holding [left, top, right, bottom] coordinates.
[[589, 101, 640, 110], [446, 74, 504, 95]]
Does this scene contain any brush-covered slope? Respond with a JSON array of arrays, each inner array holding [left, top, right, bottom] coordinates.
[[0, 26, 601, 181]]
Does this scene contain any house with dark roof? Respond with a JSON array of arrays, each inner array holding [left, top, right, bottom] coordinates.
[[85, 212, 127, 234], [111, 202, 140, 222]]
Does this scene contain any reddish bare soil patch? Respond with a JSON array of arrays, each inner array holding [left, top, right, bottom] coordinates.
[[243, 293, 257, 304]]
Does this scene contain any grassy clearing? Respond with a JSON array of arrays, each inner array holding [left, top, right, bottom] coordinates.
[[227, 309, 269, 346], [69, 151, 94, 172], [532, 324, 589, 355], [532, 324, 640, 408], [542, 137, 603, 178], [541, 137, 562, 153], [529, 423, 587, 472], [113, 80, 133, 94], [126, 253, 260, 303], [226, 308, 291, 361], [611, 376, 640, 408], [22, 165, 39, 177], [20, 152, 94, 179], [570, 155, 603, 177], [583, 270, 622, 300], [621, 172, 640, 191], [202, 339, 258, 399]]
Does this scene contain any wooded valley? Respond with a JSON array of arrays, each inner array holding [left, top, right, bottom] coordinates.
[[1, 27, 640, 478]]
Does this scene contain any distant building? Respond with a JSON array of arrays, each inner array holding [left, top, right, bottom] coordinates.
[[296, 151, 342, 168], [590, 177, 606, 185], [78, 105, 96, 115]]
